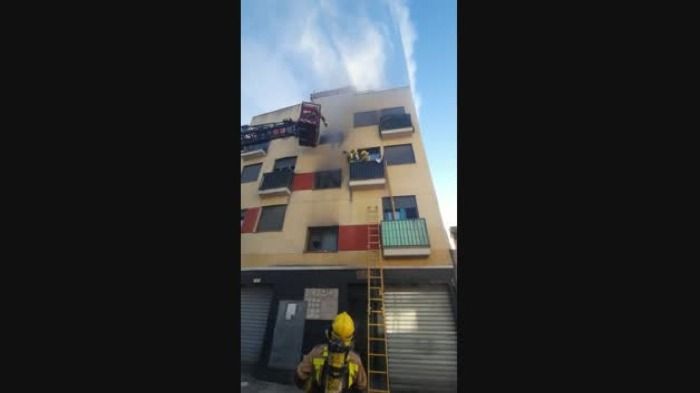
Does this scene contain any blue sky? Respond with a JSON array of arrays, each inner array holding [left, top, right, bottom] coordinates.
[[242, 0, 456, 244]]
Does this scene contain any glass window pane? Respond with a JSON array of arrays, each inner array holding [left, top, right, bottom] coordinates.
[[384, 144, 415, 165], [241, 163, 262, 183], [315, 169, 341, 189], [274, 157, 297, 171], [257, 205, 287, 231], [379, 107, 405, 117], [382, 196, 418, 220], [307, 227, 338, 252], [353, 110, 379, 127]]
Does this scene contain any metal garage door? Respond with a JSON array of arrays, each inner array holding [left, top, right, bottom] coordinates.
[[241, 286, 274, 364], [385, 286, 457, 392]]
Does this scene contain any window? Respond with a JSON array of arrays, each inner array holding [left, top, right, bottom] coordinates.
[[379, 107, 405, 118], [383, 144, 415, 165], [353, 110, 379, 127], [241, 163, 262, 183], [257, 205, 287, 232], [354, 107, 405, 127], [314, 170, 342, 189], [306, 227, 338, 252], [382, 196, 419, 220], [319, 131, 344, 145], [241, 209, 246, 228], [274, 156, 297, 172], [358, 147, 381, 161]]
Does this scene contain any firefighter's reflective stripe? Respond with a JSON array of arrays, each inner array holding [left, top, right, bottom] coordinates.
[[311, 345, 359, 388], [348, 362, 358, 386]]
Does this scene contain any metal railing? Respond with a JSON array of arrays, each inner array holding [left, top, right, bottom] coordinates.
[[381, 218, 430, 248], [379, 113, 412, 132], [349, 160, 385, 180], [258, 170, 293, 190]]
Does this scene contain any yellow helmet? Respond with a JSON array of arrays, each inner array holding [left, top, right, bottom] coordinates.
[[331, 312, 355, 343]]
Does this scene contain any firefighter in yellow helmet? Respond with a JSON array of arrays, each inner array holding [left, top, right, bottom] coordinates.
[[295, 312, 368, 393]]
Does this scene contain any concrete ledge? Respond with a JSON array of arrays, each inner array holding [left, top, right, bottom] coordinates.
[[257, 187, 291, 197], [348, 178, 386, 188], [383, 247, 431, 257], [241, 149, 266, 159], [380, 126, 414, 137]]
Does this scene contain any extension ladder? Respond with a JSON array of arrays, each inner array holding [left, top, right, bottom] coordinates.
[[366, 206, 391, 393]]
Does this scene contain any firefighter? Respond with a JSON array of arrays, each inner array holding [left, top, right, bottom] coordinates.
[[295, 312, 368, 393], [343, 150, 359, 163], [358, 150, 370, 161]]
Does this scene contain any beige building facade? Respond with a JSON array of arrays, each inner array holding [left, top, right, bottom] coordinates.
[[240, 86, 457, 392]]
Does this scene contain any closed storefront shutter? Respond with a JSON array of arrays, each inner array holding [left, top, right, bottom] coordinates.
[[384, 286, 457, 392], [241, 286, 274, 365]]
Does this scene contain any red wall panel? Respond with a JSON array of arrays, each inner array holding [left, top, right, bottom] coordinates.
[[338, 225, 379, 251], [292, 172, 314, 191], [241, 207, 260, 233]]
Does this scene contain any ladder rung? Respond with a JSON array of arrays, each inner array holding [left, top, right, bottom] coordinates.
[[368, 323, 384, 326], [369, 337, 386, 341], [369, 390, 390, 393], [369, 275, 382, 278], [368, 353, 386, 356], [370, 310, 384, 313], [370, 286, 382, 289]]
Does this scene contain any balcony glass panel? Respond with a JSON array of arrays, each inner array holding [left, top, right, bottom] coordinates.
[[379, 113, 412, 132], [349, 160, 385, 181], [259, 170, 293, 191], [381, 218, 430, 248]]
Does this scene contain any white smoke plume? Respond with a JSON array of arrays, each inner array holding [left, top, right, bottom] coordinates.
[[386, 0, 421, 117]]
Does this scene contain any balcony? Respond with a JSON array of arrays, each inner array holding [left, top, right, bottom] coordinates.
[[381, 218, 431, 257], [348, 160, 386, 189], [258, 170, 293, 197], [240, 142, 269, 160], [379, 113, 414, 138]]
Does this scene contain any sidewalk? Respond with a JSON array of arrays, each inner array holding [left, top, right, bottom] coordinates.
[[240, 372, 300, 393]]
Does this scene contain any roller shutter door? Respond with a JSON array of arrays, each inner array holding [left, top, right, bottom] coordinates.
[[385, 286, 457, 392], [241, 286, 274, 364]]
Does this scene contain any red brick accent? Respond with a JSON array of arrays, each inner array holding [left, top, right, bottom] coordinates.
[[241, 207, 260, 233], [292, 172, 314, 191], [338, 225, 379, 251]]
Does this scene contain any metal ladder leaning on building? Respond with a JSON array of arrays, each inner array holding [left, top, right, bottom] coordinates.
[[365, 161, 395, 393], [365, 206, 390, 393]]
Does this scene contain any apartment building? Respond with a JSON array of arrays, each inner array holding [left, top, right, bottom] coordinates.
[[240, 86, 456, 392]]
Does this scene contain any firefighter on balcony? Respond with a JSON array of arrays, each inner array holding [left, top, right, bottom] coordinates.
[[294, 312, 368, 393], [343, 149, 359, 163]]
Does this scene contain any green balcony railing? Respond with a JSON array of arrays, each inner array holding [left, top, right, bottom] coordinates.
[[381, 218, 430, 248]]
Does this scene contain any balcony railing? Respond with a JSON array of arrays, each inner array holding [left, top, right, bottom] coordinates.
[[381, 218, 431, 257], [258, 170, 293, 196], [349, 160, 384, 180], [379, 113, 414, 137], [348, 160, 386, 188]]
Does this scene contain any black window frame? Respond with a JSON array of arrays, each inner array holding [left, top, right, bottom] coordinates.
[[379, 106, 405, 118], [273, 156, 297, 172], [319, 131, 344, 145], [383, 144, 416, 165], [306, 226, 339, 252], [241, 209, 246, 228], [241, 163, 262, 183], [314, 169, 342, 189], [256, 205, 287, 232], [382, 195, 419, 221], [353, 110, 379, 127]]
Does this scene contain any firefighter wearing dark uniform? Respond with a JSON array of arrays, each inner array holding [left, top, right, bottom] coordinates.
[[294, 312, 368, 393]]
